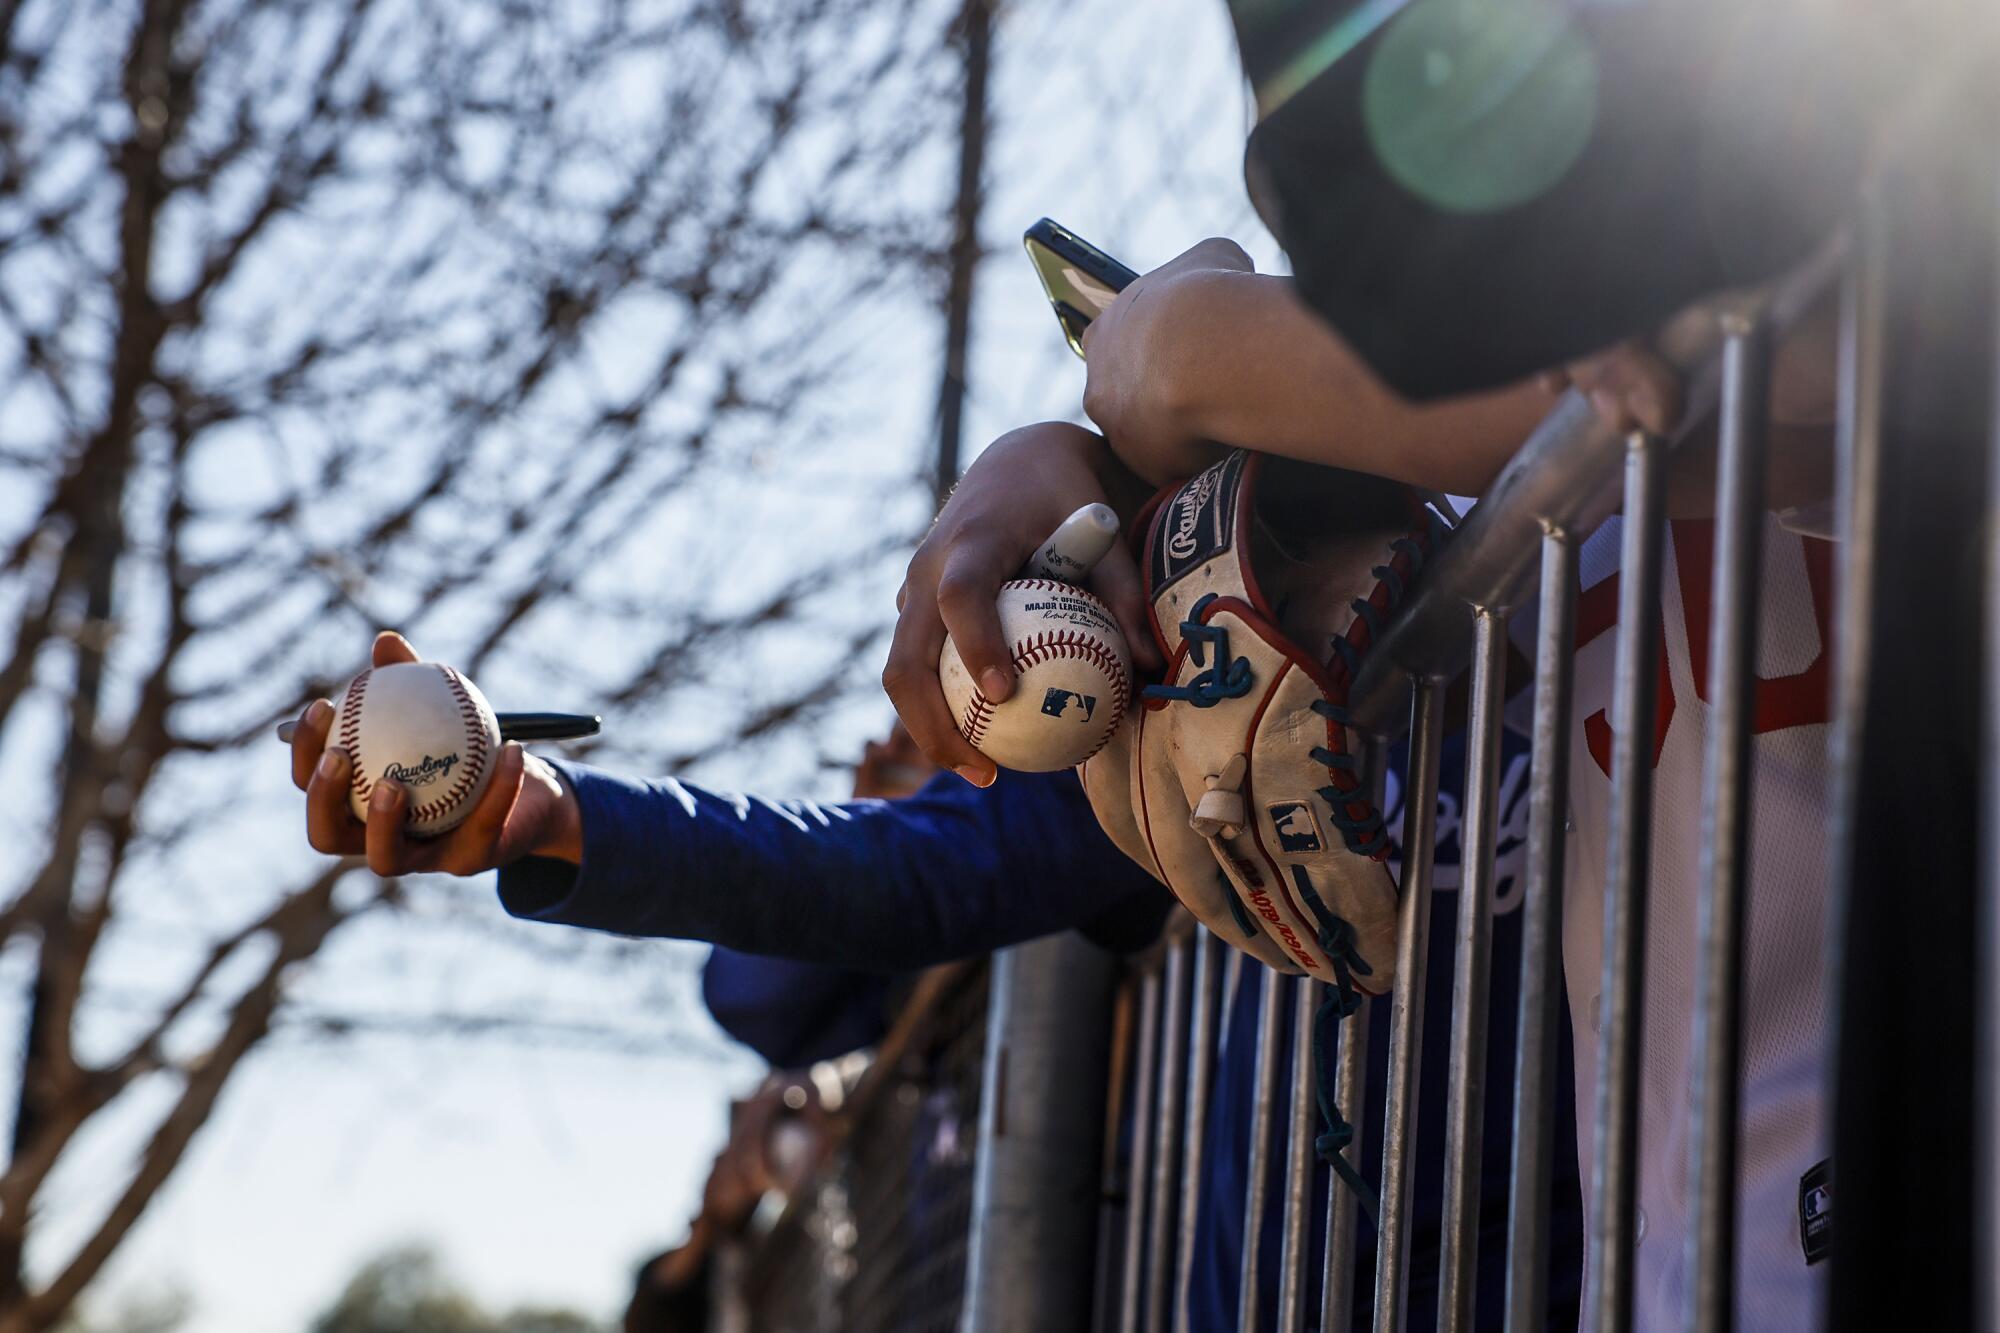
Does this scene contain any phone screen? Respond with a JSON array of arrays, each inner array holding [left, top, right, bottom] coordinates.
[[1023, 218, 1139, 359]]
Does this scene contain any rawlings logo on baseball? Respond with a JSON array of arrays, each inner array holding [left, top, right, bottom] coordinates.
[[383, 752, 461, 788], [939, 580, 1132, 773], [333, 661, 501, 838]]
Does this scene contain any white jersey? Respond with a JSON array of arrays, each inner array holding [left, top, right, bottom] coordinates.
[[1553, 512, 1835, 1330]]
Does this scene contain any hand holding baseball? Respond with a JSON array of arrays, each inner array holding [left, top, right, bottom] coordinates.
[[289, 631, 581, 876], [884, 422, 1159, 786]]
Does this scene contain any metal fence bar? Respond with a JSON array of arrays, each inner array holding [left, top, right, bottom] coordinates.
[[1095, 978, 1139, 1333], [1119, 969, 1164, 1333], [1827, 128, 1996, 1322], [1325, 741, 1387, 1333], [1438, 607, 1509, 1332], [1586, 429, 1670, 1333], [1372, 679, 1446, 1333], [1144, 935, 1191, 1333], [1824, 200, 1885, 1149], [1820, 203, 1887, 1333], [1240, 965, 1287, 1332], [1323, 994, 1370, 1333], [1503, 529, 1578, 1332], [1685, 314, 1773, 1333], [1174, 929, 1218, 1333], [1982, 207, 2000, 1333], [962, 935, 1119, 1333], [1278, 977, 1318, 1330]]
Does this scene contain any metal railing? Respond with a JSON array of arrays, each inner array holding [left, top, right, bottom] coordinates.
[[724, 152, 1996, 1332]]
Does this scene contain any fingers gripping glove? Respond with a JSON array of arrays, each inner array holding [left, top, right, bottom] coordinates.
[[1079, 449, 1443, 1213]]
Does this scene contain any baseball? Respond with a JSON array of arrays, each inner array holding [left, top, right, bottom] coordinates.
[[331, 661, 502, 837], [940, 580, 1132, 772]]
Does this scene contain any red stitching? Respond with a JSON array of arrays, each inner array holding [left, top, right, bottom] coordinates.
[[340, 669, 372, 803], [960, 691, 993, 746], [1001, 577, 1101, 597], [1312, 525, 1437, 861], [408, 666, 490, 825]]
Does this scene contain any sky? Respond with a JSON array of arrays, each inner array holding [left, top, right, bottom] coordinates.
[[28, 0, 1291, 1329]]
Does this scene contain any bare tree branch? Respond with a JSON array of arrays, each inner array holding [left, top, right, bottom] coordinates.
[[0, 0, 957, 1324]]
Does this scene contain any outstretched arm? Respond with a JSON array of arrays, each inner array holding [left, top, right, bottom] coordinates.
[[496, 761, 1164, 969]]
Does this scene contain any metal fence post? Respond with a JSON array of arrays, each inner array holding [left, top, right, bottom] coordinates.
[[1587, 429, 1669, 1333], [1504, 528, 1577, 1332], [1175, 929, 1219, 1333], [1119, 969, 1163, 1333], [1277, 976, 1319, 1331], [1982, 186, 2000, 1333], [1828, 104, 1996, 1325], [1322, 992, 1369, 1333], [1372, 679, 1446, 1333], [1684, 313, 1772, 1333], [1239, 966, 1286, 1333], [961, 934, 1120, 1333], [1438, 607, 1510, 1333], [1145, 935, 1192, 1333], [1324, 741, 1388, 1333]]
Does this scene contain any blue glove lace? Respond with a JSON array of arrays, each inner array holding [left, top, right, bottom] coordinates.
[[1141, 594, 1253, 707], [1291, 865, 1382, 1226]]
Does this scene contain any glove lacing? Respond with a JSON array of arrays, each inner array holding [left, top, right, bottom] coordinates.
[[1290, 866, 1381, 1224], [1141, 593, 1253, 707]]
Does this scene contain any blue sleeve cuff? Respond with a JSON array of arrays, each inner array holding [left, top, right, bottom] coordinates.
[[495, 758, 683, 934]]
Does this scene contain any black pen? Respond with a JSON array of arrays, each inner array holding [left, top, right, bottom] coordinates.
[[275, 710, 601, 745]]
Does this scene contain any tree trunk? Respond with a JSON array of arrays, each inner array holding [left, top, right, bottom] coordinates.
[[932, 0, 993, 509]]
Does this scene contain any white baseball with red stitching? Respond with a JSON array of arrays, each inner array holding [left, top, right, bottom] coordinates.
[[332, 662, 502, 838], [939, 580, 1132, 773]]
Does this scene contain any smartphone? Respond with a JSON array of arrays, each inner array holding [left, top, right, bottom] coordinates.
[[1023, 218, 1140, 359]]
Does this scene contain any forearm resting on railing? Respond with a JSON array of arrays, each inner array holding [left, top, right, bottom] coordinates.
[[1080, 264, 1561, 495]]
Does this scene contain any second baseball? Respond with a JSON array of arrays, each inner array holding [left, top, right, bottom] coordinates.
[[332, 661, 502, 837], [941, 580, 1132, 772]]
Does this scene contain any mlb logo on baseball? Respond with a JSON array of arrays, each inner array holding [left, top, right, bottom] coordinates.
[[1268, 801, 1323, 854], [1040, 688, 1096, 722]]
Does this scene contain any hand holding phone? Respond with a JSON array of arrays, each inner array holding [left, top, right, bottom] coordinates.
[[1022, 218, 1139, 359]]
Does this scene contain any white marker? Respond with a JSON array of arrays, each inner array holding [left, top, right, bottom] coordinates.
[[1025, 503, 1119, 584]]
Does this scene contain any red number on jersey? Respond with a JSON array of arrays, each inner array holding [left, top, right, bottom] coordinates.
[[1576, 520, 1836, 779]]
